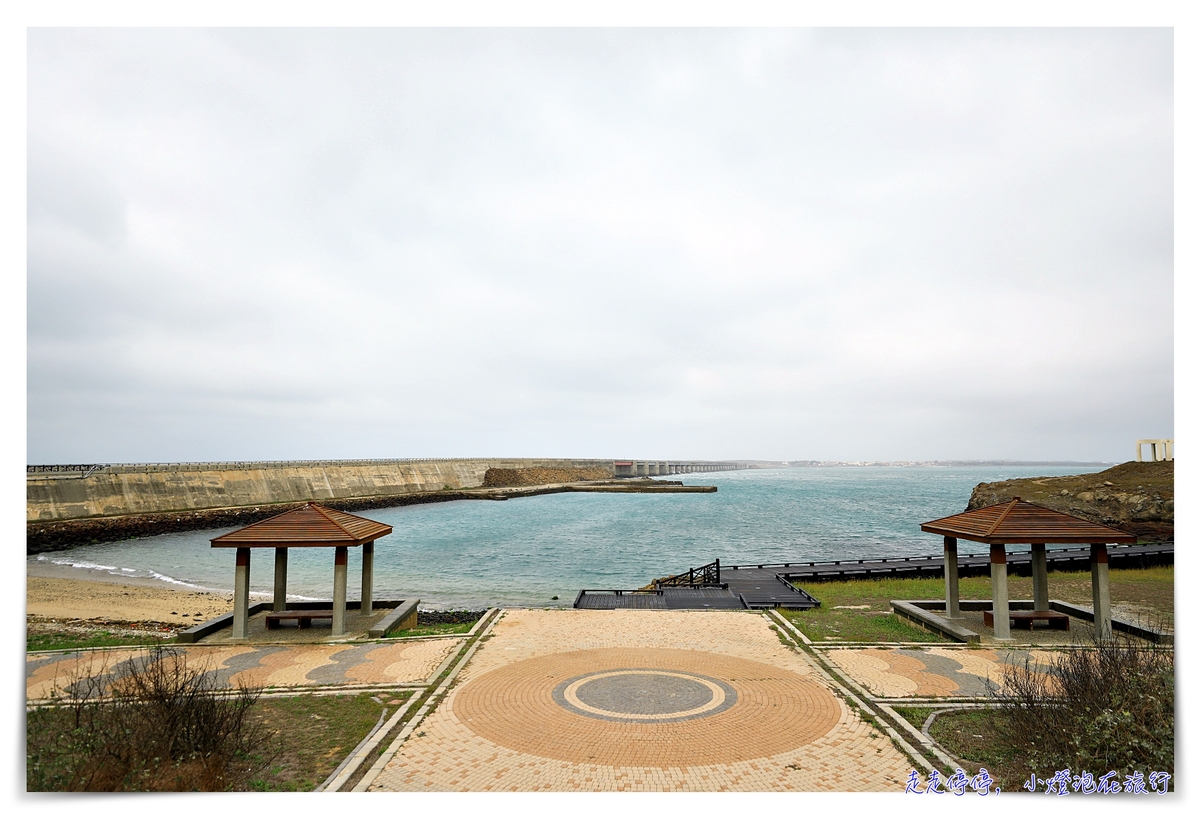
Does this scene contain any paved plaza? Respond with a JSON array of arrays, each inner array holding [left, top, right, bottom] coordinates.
[[367, 609, 914, 792], [27, 607, 1091, 792]]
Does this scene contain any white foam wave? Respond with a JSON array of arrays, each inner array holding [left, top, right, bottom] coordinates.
[[143, 569, 211, 591], [38, 555, 120, 572]]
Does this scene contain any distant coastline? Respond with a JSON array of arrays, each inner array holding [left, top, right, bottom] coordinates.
[[768, 460, 1114, 468]]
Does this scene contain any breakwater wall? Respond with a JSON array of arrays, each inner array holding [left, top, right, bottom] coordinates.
[[27, 458, 745, 552]]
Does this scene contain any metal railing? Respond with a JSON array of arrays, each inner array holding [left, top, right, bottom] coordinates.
[[26, 464, 109, 477]]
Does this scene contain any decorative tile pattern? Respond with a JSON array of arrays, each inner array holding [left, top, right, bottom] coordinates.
[[824, 647, 1064, 698], [26, 639, 459, 700], [369, 610, 913, 791]]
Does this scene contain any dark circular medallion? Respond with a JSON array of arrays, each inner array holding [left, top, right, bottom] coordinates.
[[552, 668, 737, 723]]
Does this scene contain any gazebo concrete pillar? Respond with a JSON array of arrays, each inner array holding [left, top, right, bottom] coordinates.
[[1091, 543, 1112, 639], [943, 536, 960, 618], [362, 541, 374, 615], [1031, 543, 1049, 612], [232, 547, 251, 639], [990, 544, 1011, 640], [273, 547, 288, 612], [332, 546, 348, 636]]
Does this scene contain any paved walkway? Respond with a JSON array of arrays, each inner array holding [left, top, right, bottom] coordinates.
[[822, 646, 1060, 699], [28, 608, 1073, 792], [367, 609, 914, 792], [26, 639, 460, 701]]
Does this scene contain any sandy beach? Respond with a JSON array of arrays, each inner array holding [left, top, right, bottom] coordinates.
[[27, 572, 233, 627]]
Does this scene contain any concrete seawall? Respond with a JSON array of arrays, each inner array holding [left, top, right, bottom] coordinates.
[[27, 458, 746, 552], [27, 458, 621, 522]]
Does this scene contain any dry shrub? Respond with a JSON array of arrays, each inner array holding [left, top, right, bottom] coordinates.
[[988, 631, 1173, 779], [27, 646, 273, 791]]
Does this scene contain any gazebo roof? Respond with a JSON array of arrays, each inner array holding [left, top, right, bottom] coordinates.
[[920, 497, 1136, 545], [211, 503, 392, 548]]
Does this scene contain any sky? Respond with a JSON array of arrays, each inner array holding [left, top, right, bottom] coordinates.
[[24, 26, 1175, 464]]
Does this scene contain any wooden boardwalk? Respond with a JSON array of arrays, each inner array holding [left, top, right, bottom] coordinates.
[[574, 543, 1171, 611], [735, 541, 1173, 583]]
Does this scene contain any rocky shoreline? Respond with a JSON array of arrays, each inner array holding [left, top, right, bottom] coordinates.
[[26, 491, 488, 554], [967, 460, 1173, 542]]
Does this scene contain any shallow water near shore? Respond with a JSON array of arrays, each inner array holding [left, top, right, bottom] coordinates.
[[29, 466, 1104, 609]]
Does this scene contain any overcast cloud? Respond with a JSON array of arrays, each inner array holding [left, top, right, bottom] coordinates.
[[26, 28, 1173, 464]]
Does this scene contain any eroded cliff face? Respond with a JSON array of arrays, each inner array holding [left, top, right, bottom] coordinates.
[[966, 461, 1173, 542]]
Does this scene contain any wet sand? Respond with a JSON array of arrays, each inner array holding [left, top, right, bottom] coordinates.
[[26, 570, 234, 627]]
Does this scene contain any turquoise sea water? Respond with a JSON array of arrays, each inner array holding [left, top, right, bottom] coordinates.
[[30, 466, 1105, 609]]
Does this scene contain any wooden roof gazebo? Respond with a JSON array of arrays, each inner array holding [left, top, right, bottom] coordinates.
[[212, 503, 393, 639], [920, 498, 1136, 640]]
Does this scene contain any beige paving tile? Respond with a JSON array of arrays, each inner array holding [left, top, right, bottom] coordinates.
[[369, 609, 914, 792], [26, 639, 458, 699], [824, 648, 919, 698]]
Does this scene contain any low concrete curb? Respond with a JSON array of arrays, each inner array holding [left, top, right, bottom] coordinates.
[[890, 601, 980, 644], [368, 599, 420, 638], [351, 608, 503, 792], [1048, 600, 1173, 644], [765, 609, 941, 775], [177, 602, 271, 642], [316, 695, 420, 792], [891, 599, 1173, 645], [178, 599, 412, 643]]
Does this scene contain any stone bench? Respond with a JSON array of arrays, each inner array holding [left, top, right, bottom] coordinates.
[[265, 609, 335, 629], [984, 609, 1070, 631]]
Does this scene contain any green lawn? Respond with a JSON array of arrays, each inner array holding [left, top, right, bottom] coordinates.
[[388, 621, 474, 638], [924, 708, 1032, 790], [780, 567, 1173, 643], [780, 575, 952, 642], [890, 705, 937, 732], [27, 631, 175, 652], [244, 690, 412, 791]]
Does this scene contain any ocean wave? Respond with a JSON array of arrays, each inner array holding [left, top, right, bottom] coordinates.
[[144, 570, 214, 591], [37, 554, 120, 572]]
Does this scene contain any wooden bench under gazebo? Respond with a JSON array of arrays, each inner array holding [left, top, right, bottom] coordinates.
[[211, 503, 393, 639], [920, 498, 1136, 640]]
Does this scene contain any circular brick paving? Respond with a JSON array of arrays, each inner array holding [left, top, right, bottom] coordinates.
[[453, 648, 841, 766]]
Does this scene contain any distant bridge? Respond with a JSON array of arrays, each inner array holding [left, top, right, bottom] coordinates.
[[612, 461, 748, 477]]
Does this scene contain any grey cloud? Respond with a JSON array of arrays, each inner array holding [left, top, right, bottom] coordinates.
[[27, 28, 1173, 463]]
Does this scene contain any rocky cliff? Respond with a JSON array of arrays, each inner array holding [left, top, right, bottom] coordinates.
[[966, 460, 1173, 542]]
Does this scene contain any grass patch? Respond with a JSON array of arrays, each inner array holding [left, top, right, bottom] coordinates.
[[927, 708, 1029, 785], [789, 609, 945, 643], [388, 621, 473, 638], [924, 635, 1174, 793], [27, 631, 174, 652], [781, 575, 954, 643], [244, 690, 412, 791], [28, 647, 269, 791], [891, 705, 937, 731], [989, 634, 1173, 790], [781, 567, 1173, 642], [26, 643, 415, 792]]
